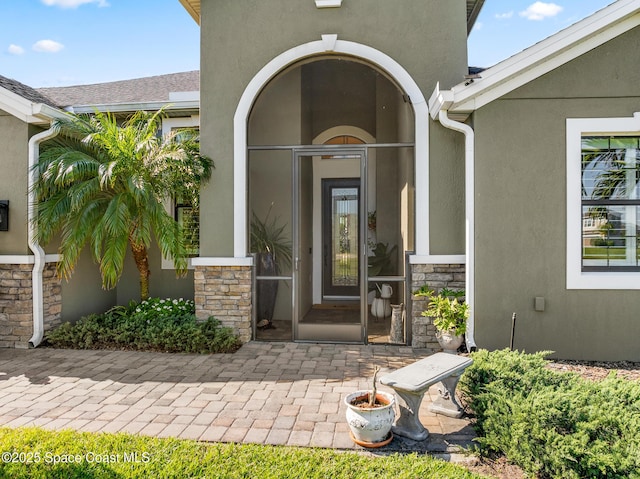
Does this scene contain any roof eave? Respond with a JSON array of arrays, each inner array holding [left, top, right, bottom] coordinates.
[[0, 87, 65, 125], [467, 0, 485, 35], [180, 0, 482, 31], [449, 0, 640, 114], [179, 0, 200, 25]]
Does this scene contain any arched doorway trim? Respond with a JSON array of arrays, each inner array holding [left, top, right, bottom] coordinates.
[[233, 35, 429, 258]]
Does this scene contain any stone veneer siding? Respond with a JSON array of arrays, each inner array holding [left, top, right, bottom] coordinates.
[[194, 266, 252, 343], [0, 263, 62, 348], [410, 263, 465, 350]]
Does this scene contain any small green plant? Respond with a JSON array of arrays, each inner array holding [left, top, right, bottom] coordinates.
[[250, 203, 292, 271], [414, 287, 468, 335], [368, 242, 397, 277], [45, 298, 241, 353]]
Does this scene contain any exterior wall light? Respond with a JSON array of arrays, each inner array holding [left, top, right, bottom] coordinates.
[[0, 201, 8, 231], [315, 0, 342, 8]]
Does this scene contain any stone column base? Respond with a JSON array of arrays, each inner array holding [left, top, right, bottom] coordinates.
[[0, 263, 61, 348], [409, 263, 465, 351], [194, 265, 252, 343]]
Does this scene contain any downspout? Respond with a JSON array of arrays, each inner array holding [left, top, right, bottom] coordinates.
[[28, 126, 59, 348], [438, 110, 477, 351]]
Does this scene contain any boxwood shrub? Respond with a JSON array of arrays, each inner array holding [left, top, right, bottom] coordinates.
[[459, 349, 640, 479], [45, 298, 241, 354]]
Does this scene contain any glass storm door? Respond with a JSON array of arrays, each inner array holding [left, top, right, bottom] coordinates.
[[322, 178, 360, 298], [294, 148, 366, 343]]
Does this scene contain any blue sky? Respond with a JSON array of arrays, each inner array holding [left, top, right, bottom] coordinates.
[[468, 0, 616, 67], [1, 0, 617, 88]]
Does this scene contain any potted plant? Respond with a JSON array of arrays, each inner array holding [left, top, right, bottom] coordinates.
[[250, 204, 292, 328], [344, 366, 395, 448], [367, 242, 397, 278], [414, 286, 469, 354]]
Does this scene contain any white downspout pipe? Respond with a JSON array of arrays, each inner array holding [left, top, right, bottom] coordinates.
[[28, 126, 59, 348], [438, 110, 477, 351]]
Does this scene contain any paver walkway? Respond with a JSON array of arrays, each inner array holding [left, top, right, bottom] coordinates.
[[0, 343, 475, 454]]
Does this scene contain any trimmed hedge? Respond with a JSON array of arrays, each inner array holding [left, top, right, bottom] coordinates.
[[460, 349, 640, 479], [45, 298, 241, 354]]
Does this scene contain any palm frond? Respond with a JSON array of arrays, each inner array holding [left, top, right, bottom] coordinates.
[[32, 108, 213, 297]]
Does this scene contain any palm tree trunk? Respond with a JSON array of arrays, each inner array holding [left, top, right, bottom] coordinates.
[[131, 243, 150, 301]]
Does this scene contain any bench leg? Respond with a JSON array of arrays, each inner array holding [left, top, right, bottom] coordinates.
[[391, 389, 429, 441], [429, 375, 464, 418]]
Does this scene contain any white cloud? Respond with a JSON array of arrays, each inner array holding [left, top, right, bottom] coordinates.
[[519, 2, 563, 21], [32, 39, 65, 53], [473, 21, 483, 31], [41, 0, 109, 8], [8, 44, 25, 55], [495, 11, 514, 20]]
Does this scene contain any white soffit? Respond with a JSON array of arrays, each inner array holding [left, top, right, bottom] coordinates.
[[315, 0, 342, 8], [451, 0, 640, 113]]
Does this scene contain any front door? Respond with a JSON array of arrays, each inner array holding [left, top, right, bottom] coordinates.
[[322, 178, 360, 298]]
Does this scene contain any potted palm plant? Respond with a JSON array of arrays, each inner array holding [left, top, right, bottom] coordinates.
[[414, 287, 469, 354], [344, 366, 395, 448], [250, 205, 292, 328]]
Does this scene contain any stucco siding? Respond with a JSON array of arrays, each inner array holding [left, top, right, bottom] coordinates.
[[473, 26, 640, 360], [199, 0, 469, 256], [0, 112, 29, 255]]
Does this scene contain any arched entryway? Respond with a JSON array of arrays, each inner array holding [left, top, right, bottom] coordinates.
[[237, 38, 427, 344]]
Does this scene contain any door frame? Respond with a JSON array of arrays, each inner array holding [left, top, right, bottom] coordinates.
[[293, 147, 367, 343], [321, 177, 361, 299]]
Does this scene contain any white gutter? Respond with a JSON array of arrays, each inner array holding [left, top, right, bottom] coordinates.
[[28, 126, 59, 348], [69, 99, 200, 115], [437, 110, 477, 351]]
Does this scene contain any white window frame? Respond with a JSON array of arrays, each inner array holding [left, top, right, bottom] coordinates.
[[161, 115, 200, 270], [566, 113, 640, 289]]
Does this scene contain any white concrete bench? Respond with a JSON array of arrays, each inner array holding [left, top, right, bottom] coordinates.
[[379, 352, 473, 441]]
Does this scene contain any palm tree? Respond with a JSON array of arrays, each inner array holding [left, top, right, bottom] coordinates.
[[32, 108, 213, 300]]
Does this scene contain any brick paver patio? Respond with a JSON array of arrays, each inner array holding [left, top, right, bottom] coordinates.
[[0, 343, 475, 454]]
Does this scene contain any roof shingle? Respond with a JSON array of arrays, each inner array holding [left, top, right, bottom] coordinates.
[[0, 74, 58, 107], [37, 71, 200, 108]]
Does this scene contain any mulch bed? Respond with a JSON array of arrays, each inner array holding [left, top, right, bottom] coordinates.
[[547, 359, 640, 381]]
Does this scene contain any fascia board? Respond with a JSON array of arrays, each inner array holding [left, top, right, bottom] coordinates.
[[0, 88, 43, 123], [451, 1, 640, 113], [70, 100, 200, 114], [428, 82, 454, 120]]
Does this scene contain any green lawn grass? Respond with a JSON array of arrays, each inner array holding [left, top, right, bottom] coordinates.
[[583, 246, 627, 259], [0, 427, 486, 479]]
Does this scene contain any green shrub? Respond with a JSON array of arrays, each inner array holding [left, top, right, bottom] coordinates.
[[45, 298, 241, 354], [460, 349, 640, 479]]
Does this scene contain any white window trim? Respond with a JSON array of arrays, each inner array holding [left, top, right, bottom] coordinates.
[[566, 113, 640, 289], [161, 115, 200, 270]]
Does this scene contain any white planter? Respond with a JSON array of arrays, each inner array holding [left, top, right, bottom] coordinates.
[[344, 390, 395, 446], [371, 297, 391, 318], [436, 330, 464, 354]]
